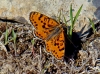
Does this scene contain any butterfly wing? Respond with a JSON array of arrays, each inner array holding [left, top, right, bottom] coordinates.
[[30, 12, 65, 60], [30, 12, 59, 40], [45, 29, 65, 60]]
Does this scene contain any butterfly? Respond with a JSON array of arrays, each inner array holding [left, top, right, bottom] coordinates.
[[29, 12, 65, 60]]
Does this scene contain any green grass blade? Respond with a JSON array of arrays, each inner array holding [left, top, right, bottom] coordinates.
[[73, 4, 83, 26], [31, 39, 34, 45], [12, 29, 17, 56], [69, 4, 83, 38], [69, 4, 73, 38], [70, 4, 73, 25], [12, 29, 17, 44], [5, 29, 8, 45], [89, 18, 96, 34], [59, 11, 61, 22], [63, 15, 67, 25]]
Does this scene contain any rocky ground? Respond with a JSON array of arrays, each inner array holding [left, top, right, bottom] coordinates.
[[0, 17, 100, 74], [0, 0, 100, 74]]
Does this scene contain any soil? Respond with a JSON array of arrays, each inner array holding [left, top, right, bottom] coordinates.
[[0, 18, 100, 74]]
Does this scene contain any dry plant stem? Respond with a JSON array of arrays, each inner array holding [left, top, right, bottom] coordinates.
[[69, 60, 75, 73], [14, 43, 17, 56], [0, 34, 4, 41], [77, 55, 92, 73], [0, 41, 8, 55], [38, 46, 42, 74]]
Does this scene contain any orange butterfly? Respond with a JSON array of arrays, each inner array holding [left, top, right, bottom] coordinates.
[[30, 12, 65, 60]]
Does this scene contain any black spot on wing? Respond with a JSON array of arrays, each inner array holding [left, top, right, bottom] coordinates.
[[41, 20, 43, 23], [38, 14, 43, 20], [34, 24, 38, 26], [59, 47, 64, 51]]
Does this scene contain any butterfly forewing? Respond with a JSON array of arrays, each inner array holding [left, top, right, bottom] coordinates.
[[30, 12, 59, 40]]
